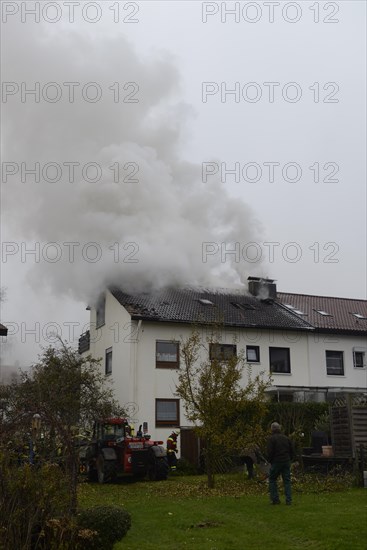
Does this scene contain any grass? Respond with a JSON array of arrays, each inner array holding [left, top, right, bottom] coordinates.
[[78, 473, 367, 550]]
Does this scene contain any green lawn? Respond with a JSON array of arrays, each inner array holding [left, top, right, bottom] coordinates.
[[78, 475, 367, 550]]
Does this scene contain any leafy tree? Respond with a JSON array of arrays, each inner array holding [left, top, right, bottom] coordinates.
[[176, 329, 271, 488], [0, 341, 123, 514], [264, 401, 330, 456]]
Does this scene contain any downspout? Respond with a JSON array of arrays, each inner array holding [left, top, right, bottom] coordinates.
[[133, 320, 142, 408], [306, 330, 311, 390]]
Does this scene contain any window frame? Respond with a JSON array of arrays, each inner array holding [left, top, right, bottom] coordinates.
[[155, 398, 180, 427], [353, 350, 366, 369], [325, 350, 344, 376], [269, 347, 291, 374], [209, 343, 237, 362], [246, 345, 260, 363], [156, 341, 180, 369], [96, 294, 106, 329], [105, 347, 112, 376]]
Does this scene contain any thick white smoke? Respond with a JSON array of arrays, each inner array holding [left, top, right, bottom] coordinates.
[[2, 21, 262, 303]]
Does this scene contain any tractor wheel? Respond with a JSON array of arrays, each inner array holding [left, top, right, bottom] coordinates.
[[96, 455, 117, 484], [148, 453, 169, 481]]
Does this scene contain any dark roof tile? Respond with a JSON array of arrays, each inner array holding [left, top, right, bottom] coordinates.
[[110, 287, 314, 331]]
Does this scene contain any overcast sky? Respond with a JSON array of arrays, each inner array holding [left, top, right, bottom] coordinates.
[[1, 0, 366, 369]]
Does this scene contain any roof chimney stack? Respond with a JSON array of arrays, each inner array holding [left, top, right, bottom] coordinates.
[[248, 277, 277, 302]]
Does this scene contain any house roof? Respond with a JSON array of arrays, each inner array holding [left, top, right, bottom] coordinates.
[[0, 323, 8, 336], [110, 287, 314, 331], [277, 292, 367, 335]]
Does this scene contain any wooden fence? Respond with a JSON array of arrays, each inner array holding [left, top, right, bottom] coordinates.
[[331, 394, 367, 458]]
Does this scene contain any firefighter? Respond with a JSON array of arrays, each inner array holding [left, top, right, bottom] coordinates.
[[166, 430, 179, 471]]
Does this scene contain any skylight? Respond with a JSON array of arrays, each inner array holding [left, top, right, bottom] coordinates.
[[198, 299, 214, 306], [315, 310, 332, 316], [231, 302, 256, 311], [352, 313, 367, 320], [284, 303, 305, 315]]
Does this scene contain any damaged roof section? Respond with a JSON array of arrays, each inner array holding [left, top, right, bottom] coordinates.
[[110, 287, 314, 331]]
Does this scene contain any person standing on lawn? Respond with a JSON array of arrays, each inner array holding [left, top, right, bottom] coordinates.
[[267, 422, 294, 505]]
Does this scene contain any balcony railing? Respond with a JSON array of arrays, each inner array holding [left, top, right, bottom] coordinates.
[[78, 330, 90, 354]]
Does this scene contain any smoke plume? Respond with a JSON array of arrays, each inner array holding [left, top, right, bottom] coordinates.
[[2, 21, 262, 303]]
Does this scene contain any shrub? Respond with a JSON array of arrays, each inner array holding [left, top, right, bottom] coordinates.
[[77, 505, 131, 549], [176, 457, 199, 475], [264, 402, 330, 447], [0, 451, 71, 549]]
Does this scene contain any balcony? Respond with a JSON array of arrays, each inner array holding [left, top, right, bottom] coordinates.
[[78, 330, 90, 354]]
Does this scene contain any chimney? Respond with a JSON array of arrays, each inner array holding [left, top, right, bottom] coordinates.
[[248, 277, 277, 302]]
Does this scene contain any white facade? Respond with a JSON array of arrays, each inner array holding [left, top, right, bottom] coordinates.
[[306, 333, 367, 390], [82, 290, 367, 443]]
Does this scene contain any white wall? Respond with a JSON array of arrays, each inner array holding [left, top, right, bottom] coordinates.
[[86, 292, 366, 446], [307, 332, 367, 389], [130, 322, 310, 442], [89, 291, 133, 412]]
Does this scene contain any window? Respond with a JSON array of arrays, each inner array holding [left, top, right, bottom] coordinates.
[[351, 313, 367, 320], [269, 347, 291, 374], [156, 341, 179, 369], [231, 302, 256, 311], [198, 299, 214, 306], [353, 350, 366, 369], [209, 344, 237, 361], [105, 347, 112, 375], [326, 350, 344, 376], [284, 304, 306, 315], [246, 345, 260, 363], [155, 399, 180, 427], [96, 294, 106, 328], [270, 392, 294, 403]]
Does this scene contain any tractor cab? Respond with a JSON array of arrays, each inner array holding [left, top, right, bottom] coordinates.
[[96, 418, 131, 443], [82, 417, 168, 483]]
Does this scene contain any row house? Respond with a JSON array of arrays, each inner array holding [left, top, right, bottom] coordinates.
[[79, 278, 367, 448]]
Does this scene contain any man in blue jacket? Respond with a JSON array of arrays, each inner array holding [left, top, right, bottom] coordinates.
[[267, 422, 294, 505]]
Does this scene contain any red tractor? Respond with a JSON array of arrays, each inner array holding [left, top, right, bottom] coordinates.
[[80, 418, 168, 483]]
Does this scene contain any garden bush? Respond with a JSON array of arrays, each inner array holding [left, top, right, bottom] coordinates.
[[264, 401, 330, 446], [77, 505, 132, 549], [176, 457, 199, 475], [0, 452, 72, 549]]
